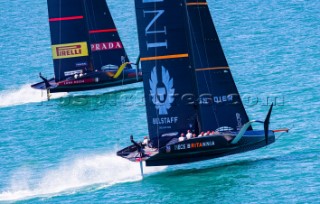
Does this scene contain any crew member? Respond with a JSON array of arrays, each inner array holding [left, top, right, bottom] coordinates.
[[186, 130, 192, 139], [178, 133, 186, 142], [142, 136, 150, 147]]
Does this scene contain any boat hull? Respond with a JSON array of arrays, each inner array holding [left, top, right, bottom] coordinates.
[[117, 130, 275, 166], [31, 69, 142, 93]]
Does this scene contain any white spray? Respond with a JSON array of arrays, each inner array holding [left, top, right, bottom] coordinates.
[[0, 152, 166, 201], [0, 84, 67, 108]]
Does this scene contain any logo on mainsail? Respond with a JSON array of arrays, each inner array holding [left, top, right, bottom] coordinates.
[[52, 42, 88, 59], [149, 66, 175, 115], [91, 41, 123, 52]]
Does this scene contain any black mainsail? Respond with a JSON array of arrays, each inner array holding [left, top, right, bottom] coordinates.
[[135, 0, 198, 147], [136, 0, 250, 147], [83, 0, 132, 71], [48, 0, 90, 81], [31, 0, 142, 95], [185, 0, 251, 132], [117, 0, 285, 167]]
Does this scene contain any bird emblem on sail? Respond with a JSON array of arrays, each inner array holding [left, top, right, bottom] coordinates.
[[149, 66, 175, 115]]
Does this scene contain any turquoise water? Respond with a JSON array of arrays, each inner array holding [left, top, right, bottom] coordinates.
[[0, 0, 319, 203]]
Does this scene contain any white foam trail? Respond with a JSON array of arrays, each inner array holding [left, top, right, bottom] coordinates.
[[0, 84, 67, 108], [0, 153, 166, 201]]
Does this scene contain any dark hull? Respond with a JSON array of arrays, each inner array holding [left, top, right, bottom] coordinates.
[[31, 69, 142, 93], [117, 130, 275, 166]]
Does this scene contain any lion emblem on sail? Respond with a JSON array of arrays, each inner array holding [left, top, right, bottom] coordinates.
[[149, 66, 175, 115]]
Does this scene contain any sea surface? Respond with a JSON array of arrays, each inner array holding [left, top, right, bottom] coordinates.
[[0, 0, 319, 203]]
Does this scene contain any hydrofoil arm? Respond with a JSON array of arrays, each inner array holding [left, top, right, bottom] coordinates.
[[231, 120, 264, 144]]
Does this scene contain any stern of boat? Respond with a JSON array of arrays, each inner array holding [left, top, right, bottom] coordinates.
[[117, 144, 159, 162], [31, 78, 57, 90]]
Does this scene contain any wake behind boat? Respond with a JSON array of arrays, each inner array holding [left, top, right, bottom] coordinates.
[[117, 0, 288, 170], [31, 0, 142, 98]]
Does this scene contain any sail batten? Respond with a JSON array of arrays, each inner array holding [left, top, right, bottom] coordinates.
[[140, 54, 189, 61], [49, 16, 84, 22], [186, 2, 208, 6], [195, 67, 230, 71], [89, 29, 118, 34]]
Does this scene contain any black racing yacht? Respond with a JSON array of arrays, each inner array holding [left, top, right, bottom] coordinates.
[[117, 0, 288, 170], [31, 0, 142, 99]]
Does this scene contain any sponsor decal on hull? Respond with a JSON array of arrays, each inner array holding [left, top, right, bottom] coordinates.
[[52, 42, 88, 59], [173, 141, 215, 151], [57, 78, 95, 86]]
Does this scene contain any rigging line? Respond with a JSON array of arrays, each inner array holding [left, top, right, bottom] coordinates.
[[90, 0, 104, 67], [187, 0, 213, 93], [91, 0, 98, 31], [82, 0, 94, 64], [184, 0, 210, 132], [184, 0, 203, 128], [196, 0, 211, 70], [182, 0, 199, 112], [195, 1, 221, 129], [186, 1, 212, 94], [196, 1, 212, 96], [184, 0, 196, 65], [97, 1, 109, 66], [186, 7, 202, 69], [82, 1, 93, 69], [188, 0, 220, 129], [185, 1, 206, 67], [58, 0, 62, 80], [184, 0, 201, 116]]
